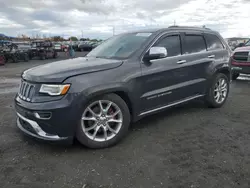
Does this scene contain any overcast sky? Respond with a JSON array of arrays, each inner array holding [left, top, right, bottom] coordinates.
[[0, 0, 249, 39]]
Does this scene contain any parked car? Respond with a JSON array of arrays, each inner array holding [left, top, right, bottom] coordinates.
[[2, 43, 30, 63], [30, 40, 58, 60], [15, 26, 231, 148], [54, 43, 62, 52], [231, 39, 250, 79], [78, 41, 95, 51], [0, 49, 6, 65], [61, 42, 69, 52]]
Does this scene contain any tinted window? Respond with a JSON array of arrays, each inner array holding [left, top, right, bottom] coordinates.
[[244, 40, 250, 46], [153, 35, 181, 57], [205, 34, 224, 50], [183, 35, 206, 54]]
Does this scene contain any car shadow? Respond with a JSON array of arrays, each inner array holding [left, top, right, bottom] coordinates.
[[130, 99, 206, 130]]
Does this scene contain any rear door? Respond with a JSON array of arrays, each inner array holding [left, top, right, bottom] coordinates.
[[179, 32, 213, 96], [203, 33, 230, 67]]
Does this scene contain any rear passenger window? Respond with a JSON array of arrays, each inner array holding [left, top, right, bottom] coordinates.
[[183, 35, 206, 54], [205, 34, 224, 50], [153, 35, 181, 57]]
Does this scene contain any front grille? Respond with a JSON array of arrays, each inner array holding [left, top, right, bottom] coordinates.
[[233, 52, 249, 62], [18, 81, 35, 102]]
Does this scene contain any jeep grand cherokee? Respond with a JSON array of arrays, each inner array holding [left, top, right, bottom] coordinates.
[[15, 26, 231, 148]]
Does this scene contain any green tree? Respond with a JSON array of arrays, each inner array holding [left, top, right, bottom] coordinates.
[[69, 36, 78, 41], [52, 36, 64, 42]]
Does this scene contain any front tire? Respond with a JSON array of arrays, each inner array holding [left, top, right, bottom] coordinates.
[[76, 94, 131, 149], [205, 73, 229, 108]]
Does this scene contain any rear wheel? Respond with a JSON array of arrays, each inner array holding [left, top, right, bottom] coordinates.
[[40, 53, 46, 60], [24, 53, 29, 62], [76, 94, 130, 149], [53, 51, 58, 58], [205, 73, 229, 108]]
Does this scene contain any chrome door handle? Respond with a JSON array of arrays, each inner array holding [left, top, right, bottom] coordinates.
[[177, 60, 186, 64], [208, 55, 215, 58]]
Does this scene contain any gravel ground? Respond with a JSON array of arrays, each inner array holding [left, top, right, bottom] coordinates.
[[1, 53, 250, 188]]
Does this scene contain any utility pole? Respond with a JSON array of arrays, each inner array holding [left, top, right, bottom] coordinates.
[[81, 30, 83, 38], [113, 26, 115, 36], [174, 20, 176, 26]]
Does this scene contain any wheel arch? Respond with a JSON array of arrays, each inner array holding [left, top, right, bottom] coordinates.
[[214, 66, 231, 81], [82, 85, 135, 120]]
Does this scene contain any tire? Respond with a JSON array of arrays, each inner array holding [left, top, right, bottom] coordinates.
[[76, 93, 131, 149], [232, 73, 239, 80], [24, 53, 29, 62], [12, 56, 18, 63], [205, 73, 229, 108], [53, 51, 58, 58], [40, 54, 46, 60]]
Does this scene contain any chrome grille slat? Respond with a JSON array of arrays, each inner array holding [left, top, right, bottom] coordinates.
[[18, 80, 35, 102], [25, 84, 30, 98], [22, 82, 27, 97], [233, 52, 249, 62]]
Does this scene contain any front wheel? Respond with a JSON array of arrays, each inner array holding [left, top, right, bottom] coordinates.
[[76, 94, 131, 149], [205, 73, 229, 108]]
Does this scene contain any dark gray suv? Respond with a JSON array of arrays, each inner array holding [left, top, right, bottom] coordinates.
[[15, 26, 231, 148]]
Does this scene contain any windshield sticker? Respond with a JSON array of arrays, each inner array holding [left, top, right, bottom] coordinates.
[[136, 33, 152, 37]]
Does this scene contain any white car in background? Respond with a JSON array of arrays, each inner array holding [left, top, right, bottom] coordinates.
[[54, 43, 62, 51]]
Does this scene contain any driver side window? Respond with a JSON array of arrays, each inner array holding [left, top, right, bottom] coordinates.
[[153, 35, 181, 57]]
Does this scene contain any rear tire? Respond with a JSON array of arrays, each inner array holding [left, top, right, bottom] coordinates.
[[24, 53, 29, 62], [53, 51, 58, 58], [205, 73, 229, 108], [76, 93, 131, 149], [40, 54, 46, 60]]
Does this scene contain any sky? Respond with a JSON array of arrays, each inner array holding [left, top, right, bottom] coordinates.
[[0, 0, 250, 39]]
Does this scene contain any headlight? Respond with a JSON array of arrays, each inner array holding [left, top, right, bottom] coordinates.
[[39, 84, 70, 96]]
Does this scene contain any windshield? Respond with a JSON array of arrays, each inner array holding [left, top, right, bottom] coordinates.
[[245, 40, 250, 46], [87, 32, 152, 59]]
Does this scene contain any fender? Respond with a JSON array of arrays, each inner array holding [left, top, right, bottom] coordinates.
[[82, 82, 131, 99], [74, 82, 138, 120], [207, 61, 231, 85]]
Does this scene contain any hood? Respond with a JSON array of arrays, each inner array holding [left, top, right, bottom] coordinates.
[[234, 46, 250, 52], [22, 57, 123, 83]]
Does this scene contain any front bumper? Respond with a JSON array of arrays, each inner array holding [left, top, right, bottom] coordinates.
[[14, 94, 83, 142], [231, 63, 250, 74], [17, 113, 69, 141]]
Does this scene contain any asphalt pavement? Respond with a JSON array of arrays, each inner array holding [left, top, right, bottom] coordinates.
[[1, 52, 250, 188]]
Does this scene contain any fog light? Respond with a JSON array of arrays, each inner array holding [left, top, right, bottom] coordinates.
[[34, 112, 52, 120]]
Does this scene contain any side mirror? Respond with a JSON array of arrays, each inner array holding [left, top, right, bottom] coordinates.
[[144, 47, 167, 61]]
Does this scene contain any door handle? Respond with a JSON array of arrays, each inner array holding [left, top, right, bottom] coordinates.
[[177, 60, 186, 64], [208, 55, 215, 58]]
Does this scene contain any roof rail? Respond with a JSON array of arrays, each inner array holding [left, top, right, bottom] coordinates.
[[168, 25, 211, 30]]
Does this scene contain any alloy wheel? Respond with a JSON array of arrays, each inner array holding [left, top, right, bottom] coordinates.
[[214, 78, 228, 104], [81, 100, 123, 142]]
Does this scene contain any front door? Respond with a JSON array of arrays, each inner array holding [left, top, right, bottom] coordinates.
[[139, 33, 190, 113]]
